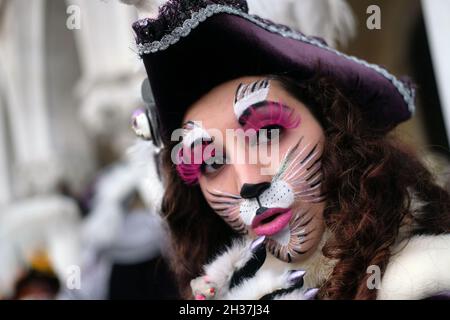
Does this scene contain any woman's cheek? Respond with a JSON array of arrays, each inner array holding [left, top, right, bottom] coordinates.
[[198, 166, 235, 194], [278, 129, 302, 160]]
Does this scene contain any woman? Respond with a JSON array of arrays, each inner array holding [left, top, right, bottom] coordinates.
[[130, 0, 450, 299]]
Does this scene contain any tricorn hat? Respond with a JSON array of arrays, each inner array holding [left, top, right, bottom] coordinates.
[[132, 0, 415, 144]]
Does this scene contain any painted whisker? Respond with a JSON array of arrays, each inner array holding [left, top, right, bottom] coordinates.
[[280, 144, 311, 178], [292, 227, 316, 237], [206, 188, 247, 234], [210, 200, 240, 206], [284, 149, 321, 182], [291, 176, 323, 189], [300, 144, 318, 164], [208, 190, 241, 200], [271, 137, 304, 181]]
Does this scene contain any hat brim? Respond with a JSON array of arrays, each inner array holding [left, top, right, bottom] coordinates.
[[139, 5, 414, 141]]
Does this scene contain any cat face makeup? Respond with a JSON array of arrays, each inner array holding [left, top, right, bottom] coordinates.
[[205, 137, 325, 262], [179, 76, 326, 263]]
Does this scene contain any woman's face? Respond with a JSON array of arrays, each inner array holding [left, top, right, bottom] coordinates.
[[178, 76, 326, 263]]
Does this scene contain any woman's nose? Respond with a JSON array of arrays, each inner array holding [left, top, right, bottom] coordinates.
[[240, 182, 271, 199], [226, 140, 274, 195]]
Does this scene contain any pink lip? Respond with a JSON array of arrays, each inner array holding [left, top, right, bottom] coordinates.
[[251, 208, 292, 237]]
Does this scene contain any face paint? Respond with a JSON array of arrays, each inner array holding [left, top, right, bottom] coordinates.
[[176, 121, 216, 185], [204, 136, 324, 263], [264, 138, 325, 262], [182, 121, 212, 148], [234, 79, 270, 121], [206, 189, 248, 235], [239, 100, 301, 132], [181, 78, 325, 263], [215, 79, 324, 262]]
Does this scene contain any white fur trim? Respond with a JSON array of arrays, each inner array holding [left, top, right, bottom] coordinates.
[[193, 231, 335, 299], [378, 234, 450, 300], [225, 266, 293, 300], [237, 230, 334, 297], [200, 238, 254, 298]]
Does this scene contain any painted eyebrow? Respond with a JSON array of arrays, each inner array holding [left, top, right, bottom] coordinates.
[[234, 79, 271, 120], [182, 120, 212, 149], [234, 79, 270, 103]]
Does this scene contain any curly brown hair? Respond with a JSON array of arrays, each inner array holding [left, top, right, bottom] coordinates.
[[160, 75, 450, 299]]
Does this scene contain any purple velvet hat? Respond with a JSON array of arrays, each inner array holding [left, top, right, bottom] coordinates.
[[133, 0, 415, 143]]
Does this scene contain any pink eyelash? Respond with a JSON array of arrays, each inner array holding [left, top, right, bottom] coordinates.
[[240, 101, 301, 131], [176, 160, 201, 186], [176, 143, 215, 185]]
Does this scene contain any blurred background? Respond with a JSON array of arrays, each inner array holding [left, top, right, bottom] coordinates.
[[0, 0, 449, 299]]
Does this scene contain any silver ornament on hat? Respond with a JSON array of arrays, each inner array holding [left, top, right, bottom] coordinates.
[[131, 79, 164, 153], [131, 108, 152, 140]]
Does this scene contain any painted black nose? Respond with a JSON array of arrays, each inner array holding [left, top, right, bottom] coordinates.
[[240, 182, 271, 199]]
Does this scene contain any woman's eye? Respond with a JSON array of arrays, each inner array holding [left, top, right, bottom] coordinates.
[[201, 158, 225, 174], [257, 125, 283, 144]]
